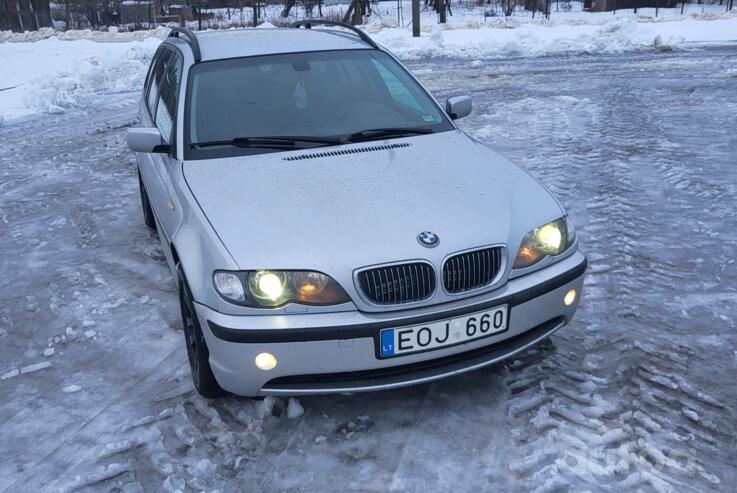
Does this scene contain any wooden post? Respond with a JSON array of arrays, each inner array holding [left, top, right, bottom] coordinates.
[[15, 0, 25, 31], [412, 0, 420, 36], [352, 0, 363, 24], [28, 0, 39, 30], [438, 0, 446, 22]]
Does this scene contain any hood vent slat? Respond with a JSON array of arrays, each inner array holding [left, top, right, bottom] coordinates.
[[283, 142, 411, 161]]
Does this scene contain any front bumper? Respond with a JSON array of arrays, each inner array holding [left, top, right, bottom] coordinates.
[[196, 251, 587, 396]]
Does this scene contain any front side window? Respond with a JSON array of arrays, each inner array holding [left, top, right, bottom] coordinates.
[[185, 50, 453, 159], [146, 50, 171, 118], [155, 53, 183, 144]]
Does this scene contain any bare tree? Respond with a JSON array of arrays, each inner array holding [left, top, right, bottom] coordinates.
[[502, 0, 516, 16], [281, 0, 295, 17]]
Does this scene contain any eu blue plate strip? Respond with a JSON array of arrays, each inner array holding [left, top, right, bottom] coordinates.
[[380, 329, 395, 357]]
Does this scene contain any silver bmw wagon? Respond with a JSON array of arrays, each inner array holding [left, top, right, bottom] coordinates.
[[127, 21, 587, 398]]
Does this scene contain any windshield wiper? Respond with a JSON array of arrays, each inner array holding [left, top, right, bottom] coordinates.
[[191, 129, 432, 150], [191, 135, 344, 149], [347, 127, 433, 143]]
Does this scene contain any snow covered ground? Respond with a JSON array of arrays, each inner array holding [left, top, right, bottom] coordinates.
[[1, 6, 736, 120], [1, 45, 736, 492]]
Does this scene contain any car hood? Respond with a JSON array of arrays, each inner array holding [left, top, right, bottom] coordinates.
[[183, 130, 563, 275]]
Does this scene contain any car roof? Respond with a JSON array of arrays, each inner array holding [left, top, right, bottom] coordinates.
[[167, 27, 374, 62]]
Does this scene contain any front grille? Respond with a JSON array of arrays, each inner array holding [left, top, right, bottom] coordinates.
[[357, 262, 436, 305], [443, 247, 504, 294]]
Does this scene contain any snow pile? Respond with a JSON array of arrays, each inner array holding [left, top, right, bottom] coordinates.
[[371, 15, 737, 60], [0, 36, 160, 119], [0, 25, 169, 43], [286, 398, 305, 419], [24, 43, 155, 114]]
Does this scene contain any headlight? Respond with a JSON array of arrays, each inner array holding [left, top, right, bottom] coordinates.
[[213, 271, 246, 302], [513, 217, 575, 269], [213, 270, 350, 308], [250, 271, 287, 305]]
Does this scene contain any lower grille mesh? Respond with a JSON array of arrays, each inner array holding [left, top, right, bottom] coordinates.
[[358, 262, 435, 305]]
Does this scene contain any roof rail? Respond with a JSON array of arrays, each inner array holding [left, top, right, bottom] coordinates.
[[168, 26, 202, 63], [289, 20, 379, 49]]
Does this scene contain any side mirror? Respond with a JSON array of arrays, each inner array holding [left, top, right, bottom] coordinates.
[[127, 127, 168, 153], [445, 95, 472, 120]]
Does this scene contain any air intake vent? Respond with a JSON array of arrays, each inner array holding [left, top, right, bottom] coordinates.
[[357, 262, 435, 305], [443, 247, 505, 294], [283, 142, 411, 161]]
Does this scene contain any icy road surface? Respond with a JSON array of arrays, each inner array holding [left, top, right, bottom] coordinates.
[[1, 48, 736, 493]]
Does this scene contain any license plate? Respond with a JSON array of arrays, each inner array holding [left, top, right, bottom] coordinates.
[[379, 305, 508, 358]]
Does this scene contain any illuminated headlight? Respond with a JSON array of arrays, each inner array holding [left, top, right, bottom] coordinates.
[[248, 270, 349, 307], [513, 217, 576, 269], [251, 271, 286, 304], [213, 270, 350, 308]]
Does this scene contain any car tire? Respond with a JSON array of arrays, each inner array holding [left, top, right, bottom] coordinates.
[[178, 266, 227, 399], [138, 170, 157, 230]]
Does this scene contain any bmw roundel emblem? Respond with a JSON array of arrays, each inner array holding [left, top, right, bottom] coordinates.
[[417, 231, 440, 248]]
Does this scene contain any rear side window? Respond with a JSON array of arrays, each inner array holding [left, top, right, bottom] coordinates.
[[154, 54, 183, 144], [146, 50, 172, 118]]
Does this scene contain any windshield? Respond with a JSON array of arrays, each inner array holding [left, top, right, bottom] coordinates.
[[185, 49, 453, 159]]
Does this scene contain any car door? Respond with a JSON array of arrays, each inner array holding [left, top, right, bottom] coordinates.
[[141, 48, 184, 244], [138, 48, 169, 230]]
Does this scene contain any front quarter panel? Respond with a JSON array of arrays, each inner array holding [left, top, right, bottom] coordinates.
[[170, 160, 240, 308], [160, 41, 238, 308]]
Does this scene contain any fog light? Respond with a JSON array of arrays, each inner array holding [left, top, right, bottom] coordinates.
[[564, 289, 577, 306], [254, 352, 277, 371]]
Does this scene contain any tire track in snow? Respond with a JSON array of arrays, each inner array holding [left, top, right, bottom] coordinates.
[[485, 59, 737, 492]]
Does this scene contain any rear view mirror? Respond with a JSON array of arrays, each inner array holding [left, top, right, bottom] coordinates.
[[446, 95, 472, 120], [127, 127, 168, 153]]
